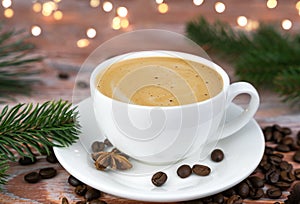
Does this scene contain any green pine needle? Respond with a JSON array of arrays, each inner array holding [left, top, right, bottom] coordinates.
[[0, 100, 80, 160], [186, 16, 300, 105], [0, 155, 8, 187], [0, 24, 42, 102]]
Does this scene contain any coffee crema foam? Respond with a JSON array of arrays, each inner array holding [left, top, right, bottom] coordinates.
[[96, 57, 223, 106]]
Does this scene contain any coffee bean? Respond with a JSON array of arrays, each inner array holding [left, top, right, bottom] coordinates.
[[192, 164, 211, 176], [281, 127, 292, 135], [89, 200, 107, 204], [77, 81, 89, 89], [237, 182, 249, 199], [293, 150, 300, 163], [248, 176, 264, 188], [46, 153, 58, 163], [104, 138, 112, 147], [280, 170, 296, 183], [201, 196, 212, 203], [281, 136, 294, 146], [75, 184, 87, 196], [58, 72, 69, 80], [294, 168, 300, 180], [84, 188, 101, 201], [19, 156, 37, 165], [272, 124, 282, 132], [39, 167, 57, 179], [249, 188, 264, 200], [266, 187, 282, 199], [226, 195, 243, 204], [151, 171, 167, 187], [264, 126, 273, 141], [273, 130, 283, 143], [24, 172, 41, 183], [91, 141, 105, 153], [222, 188, 236, 197], [211, 149, 224, 162], [275, 144, 290, 152], [61, 197, 69, 204], [264, 147, 274, 155], [265, 167, 280, 184], [68, 175, 83, 187], [177, 165, 192, 178], [212, 194, 224, 204], [75, 201, 86, 204], [279, 161, 293, 172], [274, 181, 291, 190], [269, 154, 283, 166]]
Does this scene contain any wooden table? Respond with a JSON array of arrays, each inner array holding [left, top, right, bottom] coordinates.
[[1, 1, 300, 203]]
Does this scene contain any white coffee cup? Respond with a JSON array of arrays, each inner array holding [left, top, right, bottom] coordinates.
[[90, 51, 259, 164]]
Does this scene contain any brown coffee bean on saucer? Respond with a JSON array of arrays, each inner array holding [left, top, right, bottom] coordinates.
[[293, 150, 300, 163], [294, 168, 300, 179], [84, 188, 101, 201], [275, 144, 290, 152], [237, 182, 249, 199], [211, 149, 224, 162], [91, 141, 105, 152], [24, 172, 41, 183], [39, 167, 57, 179], [104, 138, 112, 147], [177, 165, 192, 178], [75, 184, 87, 196], [152, 171, 167, 187], [249, 188, 264, 200], [248, 176, 264, 188], [68, 175, 83, 187], [226, 195, 243, 204], [266, 187, 282, 199], [192, 164, 211, 176]]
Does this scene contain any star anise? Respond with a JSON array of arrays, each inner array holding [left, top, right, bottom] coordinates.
[[92, 150, 132, 171]]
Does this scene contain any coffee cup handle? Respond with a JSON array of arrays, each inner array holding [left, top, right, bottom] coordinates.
[[221, 82, 260, 138]]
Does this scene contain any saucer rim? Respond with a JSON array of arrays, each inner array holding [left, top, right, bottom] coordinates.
[[54, 97, 265, 202]]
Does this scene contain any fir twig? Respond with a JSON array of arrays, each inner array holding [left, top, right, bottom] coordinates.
[[0, 24, 42, 102], [186, 16, 300, 105], [0, 100, 80, 160], [0, 155, 8, 187]]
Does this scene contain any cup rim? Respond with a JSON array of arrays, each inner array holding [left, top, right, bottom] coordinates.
[[90, 50, 230, 109]]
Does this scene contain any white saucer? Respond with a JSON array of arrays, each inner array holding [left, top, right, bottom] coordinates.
[[54, 98, 265, 202]]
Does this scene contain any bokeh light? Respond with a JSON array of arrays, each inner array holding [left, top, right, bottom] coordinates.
[[120, 18, 129, 28], [2, 0, 12, 8], [112, 16, 121, 30], [215, 2, 225, 13], [77, 39, 90, 48], [156, 0, 164, 4], [282, 19, 292, 30], [86, 28, 97, 38], [4, 8, 13, 18], [267, 0, 277, 9], [53, 10, 63, 20], [193, 0, 204, 6], [117, 7, 128, 17], [32, 2, 42, 13], [90, 0, 100, 8], [237, 16, 248, 27], [103, 1, 113, 12], [158, 3, 168, 14], [296, 1, 300, 10], [31, 25, 42, 37]]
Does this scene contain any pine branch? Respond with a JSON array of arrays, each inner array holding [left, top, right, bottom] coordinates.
[[0, 155, 8, 188], [0, 24, 42, 102], [0, 100, 80, 160]]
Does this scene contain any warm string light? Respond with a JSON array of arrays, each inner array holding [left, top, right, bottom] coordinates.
[[53, 10, 63, 20], [117, 6, 128, 17], [2, 0, 12, 8], [193, 0, 204, 6], [103, 1, 113, 12], [267, 0, 277, 9], [90, 0, 100, 8], [155, 0, 164, 4], [237, 16, 248, 27], [86, 28, 97, 38], [215, 2, 225, 13], [31, 25, 42, 37], [32, 2, 42, 13], [158, 3, 168, 14], [282, 19, 292, 30], [4, 8, 13, 18], [77, 39, 90, 48]]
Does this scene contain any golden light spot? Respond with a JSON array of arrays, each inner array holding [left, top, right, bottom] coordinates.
[[237, 16, 248, 27], [90, 0, 100, 8], [31, 25, 42, 37], [2, 0, 12, 8], [117, 6, 128, 17], [86, 28, 97, 38], [77, 39, 90, 48], [112, 16, 121, 30], [32, 2, 42, 13], [158, 3, 168, 14], [103, 1, 113, 12], [4, 8, 13, 18], [193, 0, 204, 6], [215, 2, 225, 13], [282, 19, 292, 30], [53, 10, 63, 20], [267, 0, 277, 9], [120, 18, 129, 28]]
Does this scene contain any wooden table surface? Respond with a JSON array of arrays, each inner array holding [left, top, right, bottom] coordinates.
[[1, 1, 300, 203]]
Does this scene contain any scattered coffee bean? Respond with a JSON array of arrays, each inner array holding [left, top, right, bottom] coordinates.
[[104, 138, 112, 147], [293, 150, 300, 163], [273, 130, 283, 143], [39, 167, 57, 179], [46, 152, 58, 163], [275, 144, 290, 152], [265, 167, 280, 184], [77, 81, 89, 89], [177, 165, 192, 178], [222, 188, 236, 197], [294, 168, 300, 180], [281, 136, 294, 146], [75, 184, 87, 196], [264, 126, 273, 141], [84, 188, 101, 201], [286, 182, 300, 203], [61, 197, 69, 204], [91, 141, 105, 153], [237, 182, 249, 199], [24, 172, 41, 183], [279, 161, 293, 172], [280, 170, 296, 183], [89, 199, 107, 204], [248, 176, 264, 188], [266, 187, 282, 199], [75, 201, 86, 204], [274, 181, 291, 190], [211, 149, 224, 162], [281, 127, 292, 135], [58, 72, 69, 80], [151, 171, 167, 187], [192, 164, 211, 176], [212, 193, 224, 204], [68, 175, 83, 187], [226, 195, 243, 204], [19, 156, 37, 165], [249, 188, 264, 200]]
